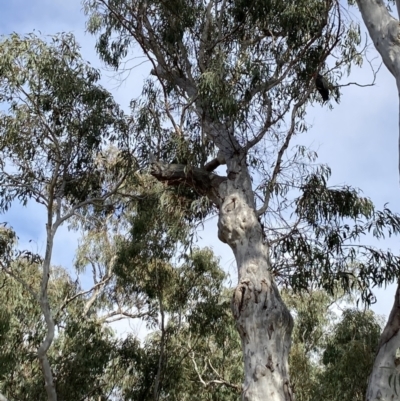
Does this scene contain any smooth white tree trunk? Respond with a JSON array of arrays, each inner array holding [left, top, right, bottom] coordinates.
[[366, 283, 400, 401], [356, 0, 400, 176], [37, 219, 58, 401], [356, 1, 400, 399], [217, 176, 294, 401]]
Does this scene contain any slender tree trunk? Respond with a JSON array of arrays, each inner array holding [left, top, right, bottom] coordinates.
[[154, 294, 165, 401], [37, 224, 57, 401], [217, 164, 294, 401], [37, 194, 59, 401]]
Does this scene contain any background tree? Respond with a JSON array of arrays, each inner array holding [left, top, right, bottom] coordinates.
[[83, 1, 400, 400], [285, 290, 382, 401], [0, 32, 135, 401], [0, 204, 241, 401], [95, 178, 236, 400], [0, 259, 118, 401], [315, 309, 381, 401]]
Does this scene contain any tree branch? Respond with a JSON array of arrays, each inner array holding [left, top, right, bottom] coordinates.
[[150, 161, 226, 205], [154, 293, 166, 401], [189, 352, 241, 392], [204, 151, 226, 172], [256, 85, 314, 217], [101, 310, 149, 323], [356, 0, 399, 77]]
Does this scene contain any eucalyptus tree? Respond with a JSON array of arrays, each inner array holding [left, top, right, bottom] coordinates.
[[114, 245, 235, 401], [315, 309, 381, 401], [83, 0, 400, 400], [75, 187, 382, 401], [0, 178, 227, 401], [0, 256, 119, 401], [283, 290, 382, 401], [349, 1, 400, 399], [81, 176, 234, 400], [0, 33, 136, 401]]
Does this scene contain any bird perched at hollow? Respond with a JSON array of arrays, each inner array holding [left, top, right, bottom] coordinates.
[[315, 73, 329, 102]]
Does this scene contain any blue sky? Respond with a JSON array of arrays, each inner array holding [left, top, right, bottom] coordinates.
[[0, 0, 399, 324]]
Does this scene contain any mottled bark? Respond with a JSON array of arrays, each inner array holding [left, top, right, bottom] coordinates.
[[218, 181, 293, 401]]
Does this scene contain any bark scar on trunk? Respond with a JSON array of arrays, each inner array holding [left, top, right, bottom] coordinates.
[[232, 281, 250, 319], [266, 355, 274, 372], [267, 323, 274, 340], [254, 364, 268, 379], [284, 380, 294, 401]]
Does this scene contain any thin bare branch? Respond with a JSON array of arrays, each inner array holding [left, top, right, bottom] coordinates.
[[256, 85, 315, 217], [189, 352, 241, 392]]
